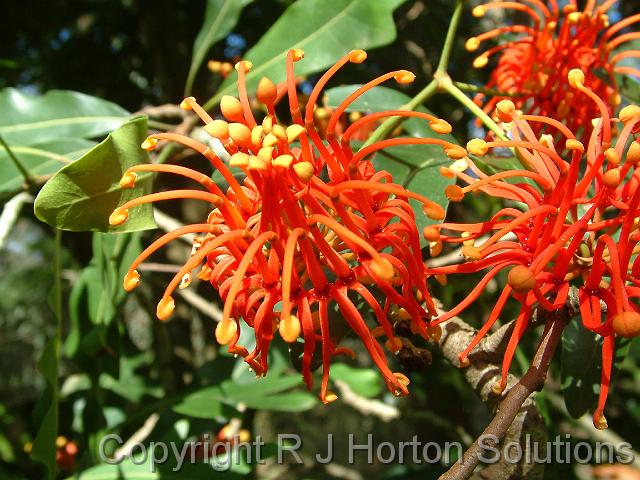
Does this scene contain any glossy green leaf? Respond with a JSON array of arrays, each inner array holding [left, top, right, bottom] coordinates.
[[66, 233, 142, 378], [325, 84, 456, 243], [561, 322, 633, 420], [330, 363, 383, 398], [99, 355, 163, 403], [30, 339, 59, 480], [34, 116, 156, 232], [175, 371, 317, 418], [242, 391, 317, 411], [0, 138, 96, 198], [613, 39, 640, 104], [172, 392, 228, 419], [617, 74, 640, 104], [325, 84, 454, 140], [477, 153, 522, 174], [73, 455, 249, 480], [185, 0, 254, 95], [204, 0, 407, 109], [374, 146, 452, 241], [0, 88, 129, 145], [560, 321, 601, 419], [31, 231, 63, 480]]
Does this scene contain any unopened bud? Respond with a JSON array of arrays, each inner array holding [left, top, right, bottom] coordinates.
[[465, 37, 480, 51], [109, 208, 129, 226], [349, 49, 367, 63], [467, 138, 489, 156], [612, 311, 640, 338], [445, 184, 464, 202], [120, 171, 137, 189], [156, 296, 175, 320], [508, 265, 536, 292], [257, 77, 277, 105], [141, 137, 158, 151], [568, 69, 585, 88], [220, 95, 244, 122], [204, 120, 229, 139], [293, 161, 315, 182], [279, 314, 301, 342], [216, 319, 237, 345], [123, 270, 140, 292]]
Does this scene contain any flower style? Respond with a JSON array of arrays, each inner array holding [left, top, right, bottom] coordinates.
[[109, 49, 460, 403], [467, 0, 640, 137], [429, 68, 640, 428]]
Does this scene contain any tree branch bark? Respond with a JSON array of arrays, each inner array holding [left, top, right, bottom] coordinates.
[[435, 305, 568, 480]]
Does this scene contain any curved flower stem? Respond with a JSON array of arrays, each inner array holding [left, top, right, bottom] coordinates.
[[361, 79, 439, 148], [362, 0, 466, 148], [362, 0, 512, 154], [443, 81, 508, 141], [454, 81, 522, 98], [435, 0, 466, 74]]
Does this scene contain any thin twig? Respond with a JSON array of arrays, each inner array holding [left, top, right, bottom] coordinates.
[[334, 380, 400, 422], [0, 134, 36, 190], [177, 287, 223, 322], [137, 263, 182, 274], [113, 413, 160, 462], [454, 82, 523, 98], [0, 192, 33, 250], [153, 210, 189, 241], [133, 103, 187, 121]]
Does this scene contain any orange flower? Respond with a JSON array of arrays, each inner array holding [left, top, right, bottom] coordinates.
[[468, 0, 640, 137], [110, 50, 457, 402], [431, 70, 640, 428]]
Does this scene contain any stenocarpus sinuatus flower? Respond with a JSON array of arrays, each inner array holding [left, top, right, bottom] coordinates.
[[430, 68, 640, 429], [109, 49, 459, 403], [468, 0, 640, 138]]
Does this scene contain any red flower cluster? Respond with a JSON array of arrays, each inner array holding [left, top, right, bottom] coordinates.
[[109, 50, 460, 403], [468, 0, 640, 137], [430, 69, 640, 429]]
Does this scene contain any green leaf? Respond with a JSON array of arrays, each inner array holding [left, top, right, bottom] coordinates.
[[175, 371, 317, 418], [0, 138, 96, 198], [561, 321, 631, 419], [172, 391, 228, 419], [325, 84, 455, 243], [204, 0, 408, 109], [561, 321, 602, 418], [243, 391, 317, 411], [66, 233, 142, 376], [477, 154, 521, 174], [0, 88, 129, 145], [617, 74, 640, 104], [34, 116, 156, 232], [330, 363, 383, 398], [185, 0, 254, 95], [375, 144, 452, 236], [31, 231, 63, 480], [324, 84, 449, 139], [30, 339, 59, 480], [73, 454, 249, 480], [612, 39, 640, 104]]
